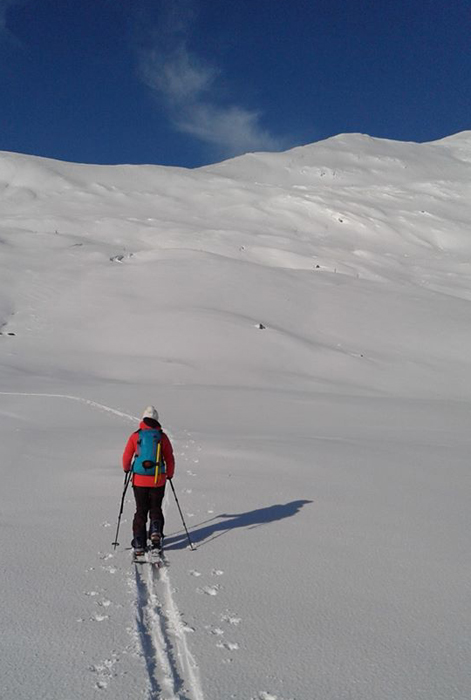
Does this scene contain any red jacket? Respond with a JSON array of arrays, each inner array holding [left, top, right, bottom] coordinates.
[[122, 421, 175, 488]]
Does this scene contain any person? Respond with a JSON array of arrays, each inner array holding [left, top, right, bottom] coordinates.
[[122, 406, 175, 554]]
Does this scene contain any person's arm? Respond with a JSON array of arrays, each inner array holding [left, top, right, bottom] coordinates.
[[162, 433, 175, 479], [122, 433, 137, 472]]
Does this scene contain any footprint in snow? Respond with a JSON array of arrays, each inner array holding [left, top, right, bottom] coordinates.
[[189, 570, 202, 577], [101, 565, 117, 574], [222, 613, 242, 626], [212, 569, 224, 576], [197, 585, 219, 596], [89, 655, 118, 690], [92, 613, 109, 622], [217, 641, 239, 651]]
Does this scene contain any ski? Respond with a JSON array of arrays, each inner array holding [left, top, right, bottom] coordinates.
[[132, 544, 165, 568], [133, 550, 147, 564], [148, 545, 165, 569]]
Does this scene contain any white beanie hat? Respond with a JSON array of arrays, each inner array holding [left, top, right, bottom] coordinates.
[[142, 405, 159, 421]]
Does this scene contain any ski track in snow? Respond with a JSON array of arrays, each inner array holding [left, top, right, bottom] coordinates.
[[0, 391, 204, 700], [0, 391, 140, 422], [134, 557, 204, 700], [135, 559, 197, 700]]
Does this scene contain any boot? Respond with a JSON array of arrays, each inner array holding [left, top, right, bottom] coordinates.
[[150, 521, 162, 549], [132, 534, 146, 555]]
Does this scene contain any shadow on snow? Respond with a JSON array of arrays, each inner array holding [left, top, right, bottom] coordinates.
[[165, 499, 313, 550]]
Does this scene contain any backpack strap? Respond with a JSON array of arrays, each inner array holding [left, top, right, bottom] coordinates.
[[130, 430, 141, 469], [154, 440, 162, 484]]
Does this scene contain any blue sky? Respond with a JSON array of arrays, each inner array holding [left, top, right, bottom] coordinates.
[[1, 0, 470, 167]]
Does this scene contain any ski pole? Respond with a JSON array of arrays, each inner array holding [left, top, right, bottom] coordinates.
[[168, 478, 196, 550], [112, 470, 132, 550]]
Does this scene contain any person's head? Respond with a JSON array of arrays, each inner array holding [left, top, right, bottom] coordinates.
[[142, 405, 159, 427]]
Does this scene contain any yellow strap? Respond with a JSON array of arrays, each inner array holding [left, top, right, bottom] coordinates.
[[154, 442, 161, 484]]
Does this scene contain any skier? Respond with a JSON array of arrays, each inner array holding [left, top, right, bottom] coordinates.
[[122, 406, 175, 555]]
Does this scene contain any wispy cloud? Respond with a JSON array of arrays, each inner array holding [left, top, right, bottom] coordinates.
[[141, 44, 218, 105], [137, 1, 285, 158]]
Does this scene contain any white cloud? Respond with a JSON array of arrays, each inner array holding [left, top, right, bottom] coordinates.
[[141, 44, 217, 104], [176, 102, 282, 155], [137, 2, 284, 158]]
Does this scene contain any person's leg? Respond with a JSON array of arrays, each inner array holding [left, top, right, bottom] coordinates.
[[132, 486, 150, 547], [149, 485, 166, 541]]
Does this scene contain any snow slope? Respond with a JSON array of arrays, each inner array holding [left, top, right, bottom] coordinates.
[[0, 132, 470, 700]]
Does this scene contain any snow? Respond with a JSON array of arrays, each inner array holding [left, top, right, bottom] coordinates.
[[0, 132, 470, 700]]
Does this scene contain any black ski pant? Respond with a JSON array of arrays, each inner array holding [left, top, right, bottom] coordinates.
[[132, 485, 166, 541]]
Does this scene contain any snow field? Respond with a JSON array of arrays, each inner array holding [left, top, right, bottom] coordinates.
[[1, 132, 471, 698]]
